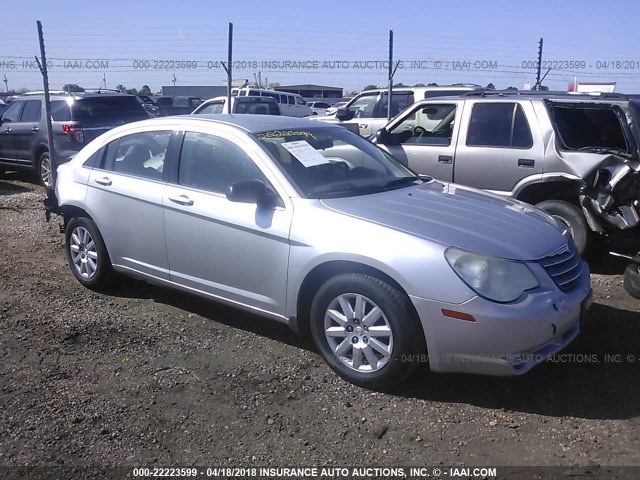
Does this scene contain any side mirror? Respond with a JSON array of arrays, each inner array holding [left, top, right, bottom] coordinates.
[[374, 128, 391, 144], [336, 108, 354, 121], [226, 179, 282, 208]]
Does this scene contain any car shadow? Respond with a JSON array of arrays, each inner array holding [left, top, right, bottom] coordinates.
[[586, 233, 640, 275], [104, 278, 316, 353], [0, 178, 33, 196], [398, 302, 640, 420], [104, 279, 639, 420]]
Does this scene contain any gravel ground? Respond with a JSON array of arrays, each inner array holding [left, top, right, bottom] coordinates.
[[0, 174, 639, 473]]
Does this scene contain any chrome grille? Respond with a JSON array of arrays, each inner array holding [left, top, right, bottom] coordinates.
[[539, 242, 582, 292]]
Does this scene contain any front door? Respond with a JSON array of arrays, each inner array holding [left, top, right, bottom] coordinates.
[[163, 131, 292, 315]]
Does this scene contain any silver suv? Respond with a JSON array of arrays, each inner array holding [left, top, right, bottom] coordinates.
[[373, 91, 640, 254], [312, 85, 480, 136]]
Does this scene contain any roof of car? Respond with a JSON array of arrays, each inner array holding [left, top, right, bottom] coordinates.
[[139, 114, 335, 133]]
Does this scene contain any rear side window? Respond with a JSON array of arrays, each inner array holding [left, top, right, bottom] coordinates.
[[71, 97, 148, 122], [51, 101, 72, 121], [288, 96, 295, 105], [21, 100, 42, 122], [235, 98, 279, 115], [550, 104, 628, 151], [103, 131, 171, 179], [377, 93, 414, 117], [466, 103, 533, 148]]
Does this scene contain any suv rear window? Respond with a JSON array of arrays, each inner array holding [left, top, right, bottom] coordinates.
[[549, 103, 628, 151], [71, 97, 149, 122]]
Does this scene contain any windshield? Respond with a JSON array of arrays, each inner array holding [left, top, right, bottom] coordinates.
[[254, 127, 419, 199]]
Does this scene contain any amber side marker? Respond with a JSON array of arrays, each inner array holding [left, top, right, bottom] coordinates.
[[441, 309, 476, 322]]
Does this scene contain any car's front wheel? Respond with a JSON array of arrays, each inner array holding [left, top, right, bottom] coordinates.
[[310, 273, 425, 390], [65, 217, 115, 290]]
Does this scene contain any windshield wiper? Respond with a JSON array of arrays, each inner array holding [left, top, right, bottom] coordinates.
[[381, 176, 422, 190]]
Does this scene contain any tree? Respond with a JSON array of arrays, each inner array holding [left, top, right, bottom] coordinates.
[[139, 85, 152, 96], [427, 82, 438, 86], [363, 84, 378, 91], [486, 83, 495, 90], [393, 82, 405, 88], [126, 88, 138, 95], [413, 83, 425, 87], [506, 86, 518, 91], [62, 83, 84, 92], [115, 84, 126, 93]]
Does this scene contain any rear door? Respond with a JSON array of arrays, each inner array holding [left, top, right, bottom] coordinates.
[[163, 130, 292, 315], [453, 100, 543, 194], [0, 100, 26, 162], [84, 129, 174, 279], [378, 100, 463, 181]]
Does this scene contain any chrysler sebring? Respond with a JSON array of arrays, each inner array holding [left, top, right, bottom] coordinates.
[[47, 115, 592, 389]]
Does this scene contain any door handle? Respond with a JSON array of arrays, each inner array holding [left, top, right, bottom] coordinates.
[[4, 127, 11, 133], [438, 155, 453, 164], [518, 158, 535, 168], [359, 124, 368, 128], [94, 176, 112, 186], [32, 127, 40, 133], [168, 194, 194, 206]]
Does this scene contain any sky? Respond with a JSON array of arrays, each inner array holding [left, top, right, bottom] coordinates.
[[2, 0, 640, 95]]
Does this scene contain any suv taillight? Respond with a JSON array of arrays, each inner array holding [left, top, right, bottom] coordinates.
[[62, 125, 84, 144]]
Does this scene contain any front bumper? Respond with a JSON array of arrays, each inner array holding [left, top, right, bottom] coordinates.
[[410, 260, 591, 376]]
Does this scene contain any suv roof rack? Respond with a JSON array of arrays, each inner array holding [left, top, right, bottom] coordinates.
[[21, 90, 70, 96], [464, 89, 630, 100]]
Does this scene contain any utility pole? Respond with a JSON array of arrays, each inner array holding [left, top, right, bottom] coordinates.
[[387, 30, 393, 121], [35, 21, 56, 190], [535, 38, 543, 90], [171, 73, 177, 100], [101, 72, 106, 90], [2, 74, 7, 92], [221, 22, 233, 110]]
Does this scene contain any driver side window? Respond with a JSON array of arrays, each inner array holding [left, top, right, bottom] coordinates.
[[347, 94, 378, 119], [389, 104, 457, 146]]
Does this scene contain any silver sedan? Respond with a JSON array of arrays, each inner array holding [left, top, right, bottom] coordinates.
[[49, 115, 592, 390]]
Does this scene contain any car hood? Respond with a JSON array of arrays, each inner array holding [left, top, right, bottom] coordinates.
[[321, 180, 566, 261]]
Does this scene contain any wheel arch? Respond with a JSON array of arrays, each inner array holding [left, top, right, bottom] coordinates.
[[32, 142, 49, 167], [514, 178, 583, 205], [293, 260, 421, 340]]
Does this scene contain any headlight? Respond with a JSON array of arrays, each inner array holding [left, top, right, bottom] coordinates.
[[445, 247, 539, 303]]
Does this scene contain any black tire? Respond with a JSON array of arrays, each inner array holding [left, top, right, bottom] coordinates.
[[65, 217, 115, 290], [623, 263, 640, 299], [536, 200, 589, 255], [37, 151, 53, 188], [310, 273, 425, 390]]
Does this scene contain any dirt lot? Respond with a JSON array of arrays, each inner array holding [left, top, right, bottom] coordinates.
[[1, 174, 639, 472]]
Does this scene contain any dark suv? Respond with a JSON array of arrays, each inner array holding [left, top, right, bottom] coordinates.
[[0, 90, 150, 186]]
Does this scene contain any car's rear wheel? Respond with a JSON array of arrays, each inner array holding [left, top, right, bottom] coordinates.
[[623, 263, 640, 299], [65, 217, 115, 290], [38, 151, 52, 188], [310, 273, 425, 390], [536, 200, 589, 255]]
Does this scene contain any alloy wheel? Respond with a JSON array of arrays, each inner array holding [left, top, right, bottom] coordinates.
[[69, 226, 98, 279]]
